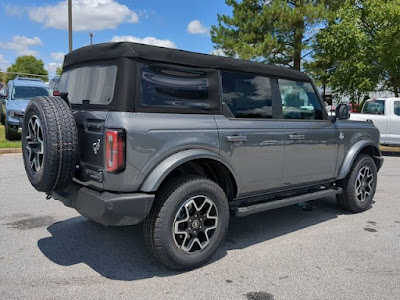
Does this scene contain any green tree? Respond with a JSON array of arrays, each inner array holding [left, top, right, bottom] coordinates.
[[6, 56, 48, 82], [56, 66, 63, 76], [304, 36, 332, 98], [365, 0, 400, 96], [310, 0, 400, 98], [211, 0, 329, 70], [0, 69, 4, 83]]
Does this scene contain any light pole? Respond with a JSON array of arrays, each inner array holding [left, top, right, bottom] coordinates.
[[68, 0, 73, 53], [89, 32, 93, 45]]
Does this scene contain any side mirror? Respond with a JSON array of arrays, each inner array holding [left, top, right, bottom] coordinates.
[[0, 89, 7, 99], [335, 104, 350, 120]]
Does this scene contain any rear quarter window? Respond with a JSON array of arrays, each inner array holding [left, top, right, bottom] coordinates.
[[139, 64, 216, 113], [58, 65, 117, 105]]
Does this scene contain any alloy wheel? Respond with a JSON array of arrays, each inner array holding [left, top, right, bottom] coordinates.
[[355, 166, 374, 202], [173, 195, 218, 254], [25, 115, 44, 173]]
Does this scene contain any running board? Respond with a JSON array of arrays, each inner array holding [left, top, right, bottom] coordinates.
[[234, 188, 342, 217]]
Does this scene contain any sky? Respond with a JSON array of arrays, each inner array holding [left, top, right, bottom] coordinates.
[[0, 0, 232, 77]]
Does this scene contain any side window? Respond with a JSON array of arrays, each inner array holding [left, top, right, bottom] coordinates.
[[221, 72, 272, 119], [279, 79, 324, 120], [395, 101, 400, 116], [140, 64, 212, 111]]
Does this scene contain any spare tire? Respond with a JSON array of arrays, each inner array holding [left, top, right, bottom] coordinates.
[[22, 96, 78, 193]]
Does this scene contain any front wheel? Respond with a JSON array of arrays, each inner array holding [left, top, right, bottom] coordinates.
[[336, 154, 377, 213], [143, 176, 229, 270]]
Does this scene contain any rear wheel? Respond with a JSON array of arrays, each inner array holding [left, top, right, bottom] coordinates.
[[22, 96, 78, 193], [143, 176, 229, 270], [336, 154, 377, 213]]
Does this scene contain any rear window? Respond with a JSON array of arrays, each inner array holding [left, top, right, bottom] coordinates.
[[140, 64, 212, 111], [11, 86, 51, 100], [58, 65, 117, 105], [362, 100, 385, 114]]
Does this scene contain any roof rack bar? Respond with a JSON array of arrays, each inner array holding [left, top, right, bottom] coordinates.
[[14, 76, 44, 82], [0, 71, 48, 78]]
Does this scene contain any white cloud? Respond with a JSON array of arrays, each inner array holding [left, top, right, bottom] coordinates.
[[127, 12, 139, 23], [51, 52, 65, 62], [0, 54, 10, 71], [28, 0, 139, 31], [46, 62, 62, 74], [111, 36, 176, 49], [187, 20, 209, 35], [0, 35, 43, 56], [4, 5, 24, 17]]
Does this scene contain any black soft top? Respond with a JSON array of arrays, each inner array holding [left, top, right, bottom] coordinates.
[[63, 42, 310, 81]]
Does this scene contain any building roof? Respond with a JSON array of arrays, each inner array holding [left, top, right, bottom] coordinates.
[[63, 42, 311, 82]]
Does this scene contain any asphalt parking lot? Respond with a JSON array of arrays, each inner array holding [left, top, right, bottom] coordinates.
[[0, 154, 399, 300]]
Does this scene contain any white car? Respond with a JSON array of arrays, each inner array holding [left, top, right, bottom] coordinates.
[[350, 98, 400, 145]]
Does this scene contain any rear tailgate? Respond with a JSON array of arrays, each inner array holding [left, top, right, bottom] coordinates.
[[73, 110, 108, 188]]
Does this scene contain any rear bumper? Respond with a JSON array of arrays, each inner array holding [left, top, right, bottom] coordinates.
[[52, 183, 155, 226]]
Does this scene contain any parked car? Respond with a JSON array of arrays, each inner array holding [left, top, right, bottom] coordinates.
[[349, 102, 359, 113], [21, 42, 383, 270], [1, 77, 52, 140], [49, 75, 60, 91], [350, 98, 400, 145], [0, 87, 7, 123]]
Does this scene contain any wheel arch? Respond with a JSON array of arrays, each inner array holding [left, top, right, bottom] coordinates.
[[337, 140, 382, 180], [140, 149, 239, 199]]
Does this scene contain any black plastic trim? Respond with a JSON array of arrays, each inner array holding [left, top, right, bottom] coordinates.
[[52, 183, 155, 226], [234, 188, 342, 217]]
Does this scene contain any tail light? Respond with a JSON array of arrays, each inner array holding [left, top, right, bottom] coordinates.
[[105, 129, 125, 173]]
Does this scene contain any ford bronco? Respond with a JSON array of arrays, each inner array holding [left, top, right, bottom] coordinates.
[[21, 42, 383, 270]]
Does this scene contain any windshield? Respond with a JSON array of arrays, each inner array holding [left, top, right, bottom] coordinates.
[[362, 100, 385, 114], [58, 65, 117, 105], [11, 86, 51, 100]]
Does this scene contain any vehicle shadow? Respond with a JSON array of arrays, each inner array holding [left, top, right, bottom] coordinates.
[[38, 196, 348, 281]]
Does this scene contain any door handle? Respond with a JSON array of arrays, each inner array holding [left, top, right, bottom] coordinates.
[[226, 135, 247, 143], [288, 134, 305, 140]]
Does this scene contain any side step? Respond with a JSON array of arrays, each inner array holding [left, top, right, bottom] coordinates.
[[234, 188, 342, 217]]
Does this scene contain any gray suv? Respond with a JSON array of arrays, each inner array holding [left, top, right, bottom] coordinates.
[[21, 42, 383, 270]]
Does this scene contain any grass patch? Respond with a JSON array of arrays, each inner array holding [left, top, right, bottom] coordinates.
[[380, 145, 400, 152], [0, 125, 21, 149]]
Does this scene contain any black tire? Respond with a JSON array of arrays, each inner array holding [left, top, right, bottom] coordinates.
[[336, 154, 377, 213], [22, 96, 78, 193], [0, 111, 4, 125], [5, 118, 19, 141], [143, 176, 229, 270]]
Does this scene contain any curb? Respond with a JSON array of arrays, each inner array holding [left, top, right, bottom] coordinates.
[[0, 148, 22, 154], [381, 151, 400, 157]]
